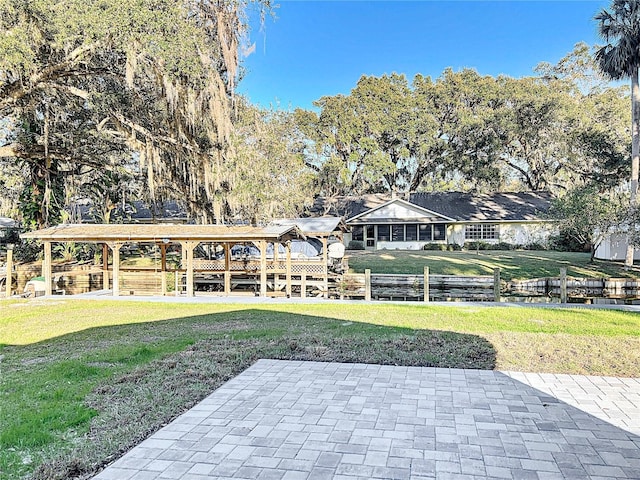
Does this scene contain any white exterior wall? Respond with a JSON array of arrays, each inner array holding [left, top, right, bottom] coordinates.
[[376, 241, 428, 250], [344, 232, 353, 245], [448, 225, 465, 246], [448, 223, 554, 247], [595, 233, 640, 260], [498, 223, 555, 246]]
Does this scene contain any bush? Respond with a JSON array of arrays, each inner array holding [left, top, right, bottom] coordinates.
[[447, 243, 462, 251], [463, 241, 492, 251], [13, 239, 41, 263], [423, 243, 447, 251], [494, 242, 515, 251], [548, 232, 590, 252], [347, 240, 365, 250]]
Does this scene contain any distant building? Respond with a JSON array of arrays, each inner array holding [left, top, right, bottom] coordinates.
[[71, 199, 189, 224], [311, 192, 554, 250], [0, 217, 20, 245]]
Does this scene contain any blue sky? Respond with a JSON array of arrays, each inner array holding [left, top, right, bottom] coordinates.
[[238, 0, 609, 110]]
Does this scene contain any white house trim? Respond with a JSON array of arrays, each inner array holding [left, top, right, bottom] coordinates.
[[346, 198, 454, 224]]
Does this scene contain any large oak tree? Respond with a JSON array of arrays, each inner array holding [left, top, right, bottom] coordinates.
[[0, 0, 271, 227]]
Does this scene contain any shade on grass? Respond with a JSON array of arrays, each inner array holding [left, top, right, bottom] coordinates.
[[346, 250, 639, 281], [1, 298, 639, 480]]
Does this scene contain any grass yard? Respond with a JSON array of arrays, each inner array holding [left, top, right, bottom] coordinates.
[[346, 249, 639, 281], [1, 299, 639, 479]]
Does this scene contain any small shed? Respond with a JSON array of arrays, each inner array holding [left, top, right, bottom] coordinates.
[[21, 223, 323, 298]]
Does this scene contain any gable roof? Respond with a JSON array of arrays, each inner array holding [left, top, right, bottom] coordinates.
[[347, 198, 455, 224], [311, 191, 552, 223], [21, 224, 303, 243]]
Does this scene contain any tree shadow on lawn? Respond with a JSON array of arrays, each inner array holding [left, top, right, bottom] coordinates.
[[2, 308, 496, 480]]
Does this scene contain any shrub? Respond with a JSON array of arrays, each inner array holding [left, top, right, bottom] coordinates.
[[548, 232, 590, 252], [463, 241, 491, 251], [13, 239, 42, 263], [447, 243, 462, 251], [494, 242, 515, 251], [423, 243, 447, 251], [347, 240, 365, 250]]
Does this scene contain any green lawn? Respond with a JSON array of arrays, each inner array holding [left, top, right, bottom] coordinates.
[[1, 299, 639, 479], [346, 250, 639, 281]]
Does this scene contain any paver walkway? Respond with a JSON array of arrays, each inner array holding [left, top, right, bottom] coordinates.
[[93, 360, 640, 480]]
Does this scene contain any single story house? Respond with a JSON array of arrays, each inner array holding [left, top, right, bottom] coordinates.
[[312, 191, 554, 250]]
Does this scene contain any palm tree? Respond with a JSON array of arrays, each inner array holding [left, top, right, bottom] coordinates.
[[595, 0, 640, 267]]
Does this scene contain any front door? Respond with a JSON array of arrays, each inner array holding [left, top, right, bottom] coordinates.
[[365, 225, 376, 249]]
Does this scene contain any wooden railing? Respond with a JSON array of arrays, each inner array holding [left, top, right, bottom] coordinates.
[[10, 261, 640, 303], [338, 268, 500, 302]]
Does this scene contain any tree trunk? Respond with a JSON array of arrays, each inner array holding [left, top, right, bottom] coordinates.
[[625, 70, 640, 268]]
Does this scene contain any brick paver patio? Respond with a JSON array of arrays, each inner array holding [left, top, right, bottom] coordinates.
[[93, 360, 640, 480]]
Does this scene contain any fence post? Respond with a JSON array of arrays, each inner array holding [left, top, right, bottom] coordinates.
[[365, 269, 371, 301], [5, 245, 13, 298], [301, 268, 307, 298], [560, 268, 567, 303], [423, 266, 429, 303], [493, 268, 501, 302]]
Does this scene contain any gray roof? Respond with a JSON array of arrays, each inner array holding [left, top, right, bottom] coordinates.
[[21, 224, 303, 242], [0, 217, 19, 228], [271, 217, 345, 236], [312, 192, 552, 223], [73, 200, 189, 223]]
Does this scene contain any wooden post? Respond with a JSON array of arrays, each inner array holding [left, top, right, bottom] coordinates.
[[5, 245, 13, 298], [560, 267, 567, 303], [43, 241, 53, 296], [365, 268, 371, 301], [322, 237, 328, 298], [181, 241, 196, 297], [273, 241, 279, 292], [224, 243, 231, 295], [260, 240, 267, 297], [301, 268, 307, 298], [286, 241, 292, 298], [423, 266, 429, 303], [493, 268, 500, 303], [160, 243, 167, 296], [108, 242, 122, 297], [102, 243, 109, 290]]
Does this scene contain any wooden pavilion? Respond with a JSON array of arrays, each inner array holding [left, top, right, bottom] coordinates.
[[21, 222, 342, 298]]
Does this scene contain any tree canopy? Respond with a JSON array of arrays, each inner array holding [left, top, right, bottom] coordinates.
[[0, 0, 271, 227], [0, 3, 632, 238], [295, 45, 630, 201]]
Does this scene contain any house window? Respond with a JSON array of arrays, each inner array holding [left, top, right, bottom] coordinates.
[[465, 224, 499, 240], [406, 224, 418, 241], [377, 225, 390, 241], [433, 223, 446, 241], [366, 225, 375, 239], [419, 224, 433, 241], [392, 225, 405, 242], [352, 226, 364, 241]]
